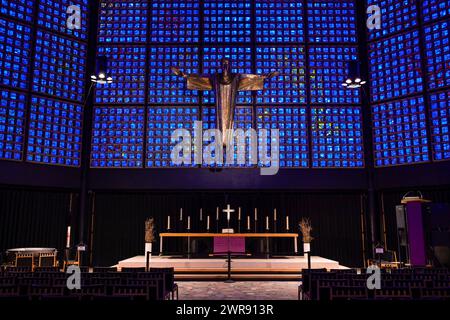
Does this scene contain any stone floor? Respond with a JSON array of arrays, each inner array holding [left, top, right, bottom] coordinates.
[[177, 281, 300, 300]]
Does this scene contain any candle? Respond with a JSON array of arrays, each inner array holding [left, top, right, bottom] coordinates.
[[247, 216, 250, 230], [200, 208, 203, 221], [167, 215, 171, 230], [286, 216, 290, 231], [274, 208, 277, 221], [254, 208, 258, 221], [66, 226, 71, 248], [187, 216, 191, 230], [266, 216, 269, 230], [216, 207, 219, 220], [180, 208, 183, 221], [238, 207, 241, 221], [207, 215, 210, 230]]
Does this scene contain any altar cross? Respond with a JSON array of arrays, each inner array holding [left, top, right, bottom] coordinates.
[[223, 204, 235, 221]]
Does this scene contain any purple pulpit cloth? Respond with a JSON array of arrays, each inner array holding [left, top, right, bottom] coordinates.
[[214, 237, 245, 254]]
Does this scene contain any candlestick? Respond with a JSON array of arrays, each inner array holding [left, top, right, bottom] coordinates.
[[200, 208, 203, 221], [266, 216, 269, 230], [167, 215, 171, 230], [187, 216, 191, 230], [247, 216, 250, 230], [216, 207, 219, 220], [207, 215, 210, 231], [66, 226, 71, 248], [254, 208, 258, 221], [180, 208, 183, 221], [286, 216, 290, 231], [274, 208, 277, 221], [238, 207, 241, 221]]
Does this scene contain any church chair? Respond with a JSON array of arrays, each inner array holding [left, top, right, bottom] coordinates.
[[29, 285, 66, 300], [93, 267, 117, 273], [14, 253, 34, 269], [150, 267, 178, 300], [373, 288, 412, 300], [420, 288, 450, 300], [70, 284, 107, 301], [38, 252, 57, 268], [0, 285, 20, 299], [330, 287, 368, 300], [34, 266, 60, 273], [136, 272, 167, 299], [0, 277, 16, 286], [111, 285, 150, 301]]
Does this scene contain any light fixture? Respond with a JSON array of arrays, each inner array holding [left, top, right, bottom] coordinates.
[[90, 56, 113, 84], [342, 61, 366, 88]]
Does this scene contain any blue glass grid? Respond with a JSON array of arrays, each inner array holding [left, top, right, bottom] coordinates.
[[309, 46, 360, 104], [91, 106, 144, 168], [0, 0, 34, 23], [257, 106, 309, 168], [203, 46, 252, 104], [0, 89, 26, 161], [368, 30, 423, 102], [0, 18, 31, 90], [307, 0, 357, 43], [367, 0, 418, 40], [422, 0, 450, 23], [255, 1, 304, 43], [33, 30, 86, 102], [27, 96, 82, 167], [98, 0, 147, 43], [372, 96, 429, 167], [204, 0, 252, 43], [311, 106, 364, 168], [424, 20, 450, 90], [95, 46, 146, 104], [202, 106, 253, 167], [150, 0, 200, 43], [430, 90, 450, 161], [256, 46, 306, 104], [37, 0, 89, 41], [149, 46, 199, 104], [146, 106, 199, 167]]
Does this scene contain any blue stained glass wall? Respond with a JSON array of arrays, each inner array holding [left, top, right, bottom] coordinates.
[[33, 30, 87, 102], [368, 30, 423, 103], [255, 1, 304, 43], [27, 96, 83, 166], [309, 46, 360, 104], [98, 0, 147, 43], [422, 0, 450, 23], [424, 20, 450, 90], [204, 0, 252, 43], [372, 96, 429, 167], [367, 0, 418, 40], [95, 46, 146, 104], [0, 89, 26, 161], [430, 90, 450, 161], [0, 0, 34, 22], [257, 106, 309, 168], [311, 106, 364, 168], [203, 47, 252, 104], [150, 0, 199, 43], [255, 46, 306, 104], [306, 0, 357, 43], [37, 0, 89, 40], [91, 106, 145, 168], [0, 18, 31, 90], [149, 46, 199, 104], [147, 106, 199, 167]]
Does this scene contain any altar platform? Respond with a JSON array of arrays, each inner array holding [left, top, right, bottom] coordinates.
[[115, 256, 348, 280]]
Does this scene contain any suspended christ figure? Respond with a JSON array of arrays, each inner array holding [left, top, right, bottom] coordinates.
[[171, 58, 279, 145]]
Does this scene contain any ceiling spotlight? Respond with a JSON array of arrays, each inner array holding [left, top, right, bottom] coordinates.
[[99, 73, 105, 79], [90, 56, 113, 84], [355, 78, 361, 83], [346, 79, 352, 84], [341, 61, 366, 89]]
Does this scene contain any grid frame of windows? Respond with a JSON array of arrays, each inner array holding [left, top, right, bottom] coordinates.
[[0, 89, 26, 161], [90, 105, 145, 168], [422, 0, 450, 23], [0, 0, 34, 23], [310, 106, 364, 168], [256, 106, 309, 168], [26, 95, 83, 167], [372, 96, 430, 167], [146, 106, 199, 168], [429, 90, 450, 161]]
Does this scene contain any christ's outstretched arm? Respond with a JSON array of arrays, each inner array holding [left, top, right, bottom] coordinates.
[[171, 67, 213, 91], [238, 71, 280, 91]]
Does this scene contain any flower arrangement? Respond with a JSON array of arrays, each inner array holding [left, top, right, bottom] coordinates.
[[299, 217, 313, 243], [145, 217, 155, 243]]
